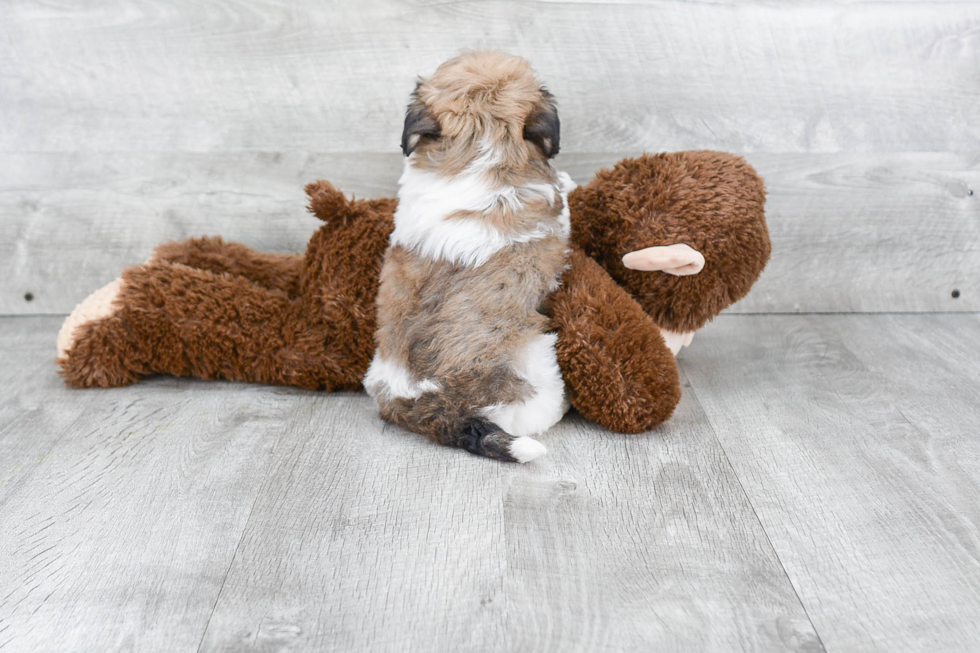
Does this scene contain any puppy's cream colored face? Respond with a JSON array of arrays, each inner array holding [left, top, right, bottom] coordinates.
[[400, 51, 560, 179]]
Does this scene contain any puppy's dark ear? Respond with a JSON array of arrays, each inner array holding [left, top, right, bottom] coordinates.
[[524, 90, 560, 158], [401, 85, 441, 156]]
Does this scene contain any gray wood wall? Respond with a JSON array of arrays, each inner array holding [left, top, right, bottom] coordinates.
[[3, 0, 978, 315]]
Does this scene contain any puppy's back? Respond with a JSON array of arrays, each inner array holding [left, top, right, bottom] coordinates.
[[367, 51, 571, 463]]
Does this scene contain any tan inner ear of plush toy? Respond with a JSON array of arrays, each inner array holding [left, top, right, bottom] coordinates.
[[57, 278, 124, 358], [622, 243, 705, 276]]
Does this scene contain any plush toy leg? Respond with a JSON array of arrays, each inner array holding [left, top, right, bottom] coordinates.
[[57, 278, 125, 361], [59, 185, 393, 391], [551, 249, 681, 433], [58, 271, 159, 388], [58, 260, 367, 390], [151, 236, 304, 297]]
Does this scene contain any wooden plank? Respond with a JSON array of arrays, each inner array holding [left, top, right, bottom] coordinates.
[[0, 318, 313, 652], [680, 314, 980, 652], [0, 317, 81, 509], [2, 316, 822, 650], [6, 315, 980, 650], [195, 394, 512, 653], [1, 1, 977, 153], [844, 313, 980, 432], [0, 152, 403, 316], [197, 399, 821, 652], [3, 151, 976, 315], [500, 387, 823, 652], [737, 153, 979, 314]]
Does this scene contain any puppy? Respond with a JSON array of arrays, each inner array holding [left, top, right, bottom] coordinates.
[[364, 51, 574, 463]]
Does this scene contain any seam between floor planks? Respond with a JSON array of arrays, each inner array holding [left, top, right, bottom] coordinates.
[[678, 370, 830, 653], [678, 313, 980, 651], [193, 448, 283, 653]]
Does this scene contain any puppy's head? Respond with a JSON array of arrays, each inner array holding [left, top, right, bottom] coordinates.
[[401, 51, 559, 174]]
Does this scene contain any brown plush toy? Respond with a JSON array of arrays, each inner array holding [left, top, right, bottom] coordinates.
[[571, 151, 770, 354], [56, 151, 768, 436]]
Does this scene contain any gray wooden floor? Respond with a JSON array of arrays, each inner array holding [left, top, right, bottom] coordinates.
[[1, 313, 977, 652]]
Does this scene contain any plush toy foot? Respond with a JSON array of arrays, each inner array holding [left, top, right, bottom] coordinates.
[[622, 243, 705, 276], [57, 275, 153, 388], [660, 329, 696, 356], [57, 278, 124, 360]]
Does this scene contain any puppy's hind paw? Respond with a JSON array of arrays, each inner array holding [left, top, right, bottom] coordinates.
[[508, 436, 548, 463]]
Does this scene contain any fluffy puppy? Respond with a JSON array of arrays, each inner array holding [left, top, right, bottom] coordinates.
[[364, 51, 573, 463]]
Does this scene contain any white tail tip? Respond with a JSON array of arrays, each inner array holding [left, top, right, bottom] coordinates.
[[509, 436, 548, 463]]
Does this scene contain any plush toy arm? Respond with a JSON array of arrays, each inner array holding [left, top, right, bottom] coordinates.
[[551, 248, 681, 433], [622, 243, 705, 276], [152, 236, 304, 297]]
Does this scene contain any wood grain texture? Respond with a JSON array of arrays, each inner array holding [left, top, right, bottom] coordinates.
[[196, 396, 512, 653], [0, 152, 403, 315], [196, 399, 822, 652], [3, 151, 976, 315], [4, 315, 980, 651], [739, 153, 978, 314], [500, 383, 822, 653], [0, 317, 306, 652], [0, 318, 78, 509], [0, 317, 822, 652], [680, 313, 980, 652], [1, 1, 977, 153]]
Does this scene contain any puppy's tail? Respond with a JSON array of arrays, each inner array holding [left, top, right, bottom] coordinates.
[[453, 417, 547, 464]]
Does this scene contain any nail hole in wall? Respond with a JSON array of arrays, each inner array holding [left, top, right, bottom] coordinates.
[[952, 290, 961, 299]]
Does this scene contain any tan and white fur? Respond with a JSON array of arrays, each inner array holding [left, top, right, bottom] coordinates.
[[364, 51, 571, 463]]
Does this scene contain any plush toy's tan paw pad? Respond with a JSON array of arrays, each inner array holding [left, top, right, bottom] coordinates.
[[622, 243, 705, 276], [57, 278, 124, 358]]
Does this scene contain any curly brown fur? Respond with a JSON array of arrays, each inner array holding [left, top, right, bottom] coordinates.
[[569, 151, 770, 333], [151, 236, 304, 297], [59, 183, 392, 391], [60, 150, 768, 435], [57, 174, 687, 432], [551, 249, 680, 432]]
